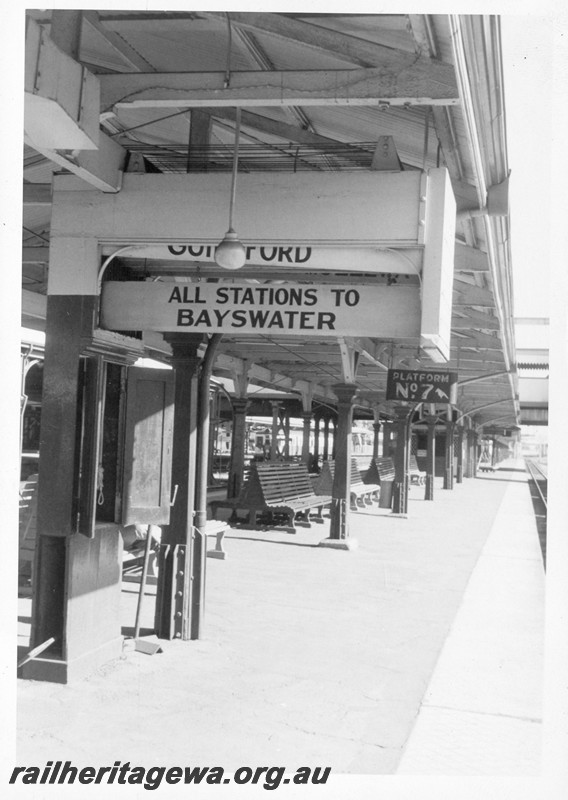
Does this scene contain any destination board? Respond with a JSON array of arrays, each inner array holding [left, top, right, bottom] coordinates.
[[100, 281, 420, 339], [386, 369, 458, 403]]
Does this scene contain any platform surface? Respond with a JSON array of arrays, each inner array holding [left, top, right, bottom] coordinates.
[[16, 462, 544, 779]]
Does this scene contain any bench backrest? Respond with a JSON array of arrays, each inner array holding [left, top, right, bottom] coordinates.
[[313, 459, 368, 494], [241, 461, 317, 506], [363, 457, 395, 483], [353, 455, 373, 476]]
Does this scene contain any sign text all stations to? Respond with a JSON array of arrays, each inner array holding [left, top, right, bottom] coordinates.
[[100, 281, 421, 339]]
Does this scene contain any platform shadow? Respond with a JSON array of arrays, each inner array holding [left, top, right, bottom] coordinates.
[[225, 535, 319, 548], [476, 475, 527, 483], [121, 626, 155, 638]]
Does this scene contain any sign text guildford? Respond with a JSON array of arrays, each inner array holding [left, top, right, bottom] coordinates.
[[100, 281, 420, 339], [386, 369, 458, 403]]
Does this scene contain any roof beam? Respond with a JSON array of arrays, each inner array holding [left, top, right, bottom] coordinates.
[[215, 351, 335, 403], [100, 67, 459, 111], [453, 330, 503, 350], [207, 11, 454, 74], [231, 24, 314, 134], [207, 107, 389, 168], [451, 311, 499, 330], [454, 243, 489, 273], [453, 284, 495, 308], [458, 371, 510, 387], [25, 132, 126, 193], [83, 11, 157, 72]]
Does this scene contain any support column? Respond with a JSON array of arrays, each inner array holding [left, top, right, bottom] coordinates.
[[331, 417, 338, 459], [320, 384, 358, 550], [464, 427, 474, 478], [443, 418, 455, 489], [472, 432, 479, 477], [300, 389, 313, 467], [456, 425, 464, 483], [301, 412, 312, 466], [283, 409, 291, 459], [227, 399, 249, 499], [25, 294, 123, 683], [270, 401, 281, 460], [424, 415, 437, 501], [313, 413, 321, 470], [155, 335, 203, 641], [322, 417, 330, 461], [392, 407, 410, 515], [372, 420, 381, 459], [491, 436, 498, 467], [382, 422, 393, 457]]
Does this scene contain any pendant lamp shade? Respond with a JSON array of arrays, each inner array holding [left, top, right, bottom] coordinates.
[[215, 228, 246, 270]]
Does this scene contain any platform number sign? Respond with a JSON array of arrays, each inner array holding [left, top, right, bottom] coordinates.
[[386, 370, 458, 403]]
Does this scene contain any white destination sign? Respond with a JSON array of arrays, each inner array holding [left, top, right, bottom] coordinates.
[[100, 281, 421, 338]]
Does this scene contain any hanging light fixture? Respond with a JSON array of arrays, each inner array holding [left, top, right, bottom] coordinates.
[[215, 107, 246, 270]]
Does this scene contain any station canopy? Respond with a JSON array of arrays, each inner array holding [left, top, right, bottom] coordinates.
[[22, 10, 519, 430]]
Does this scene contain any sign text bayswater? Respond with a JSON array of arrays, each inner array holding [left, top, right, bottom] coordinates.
[[170, 284, 360, 331], [100, 281, 420, 339]]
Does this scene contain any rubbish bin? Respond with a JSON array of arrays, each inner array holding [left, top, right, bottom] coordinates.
[[379, 480, 393, 508]]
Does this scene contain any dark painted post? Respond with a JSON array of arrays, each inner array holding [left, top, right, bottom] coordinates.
[[464, 428, 474, 478], [443, 419, 455, 489], [382, 422, 392, 457], [456, 425, 464, 483], [155, 334, 202, 641], [313, 413, 321, 470], [284, 408, 291, 459], [327, 384, 358, 544], [425, 415, 437, 501], [30, 295, 98, 665], [472, 432, 479, 477], [392, 407, 410, 515], [322, 416, 330, 461], [270, 401, 281, 460], [227, 398, 249, 499], [331, 417, 338, 459], [372, 420, 381, 459], [301, 411, 312, 465]]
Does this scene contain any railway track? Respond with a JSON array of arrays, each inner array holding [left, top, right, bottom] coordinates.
[[525, 459, 547, 509]]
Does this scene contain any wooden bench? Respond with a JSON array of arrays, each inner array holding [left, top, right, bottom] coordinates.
[[123, 518, 229, 585], [313, 458, 380, 511], [409, 454, 426, 485], [19, 474, 38, 585], [360, 457, 396, 509], [211, 461, 331, 533]]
